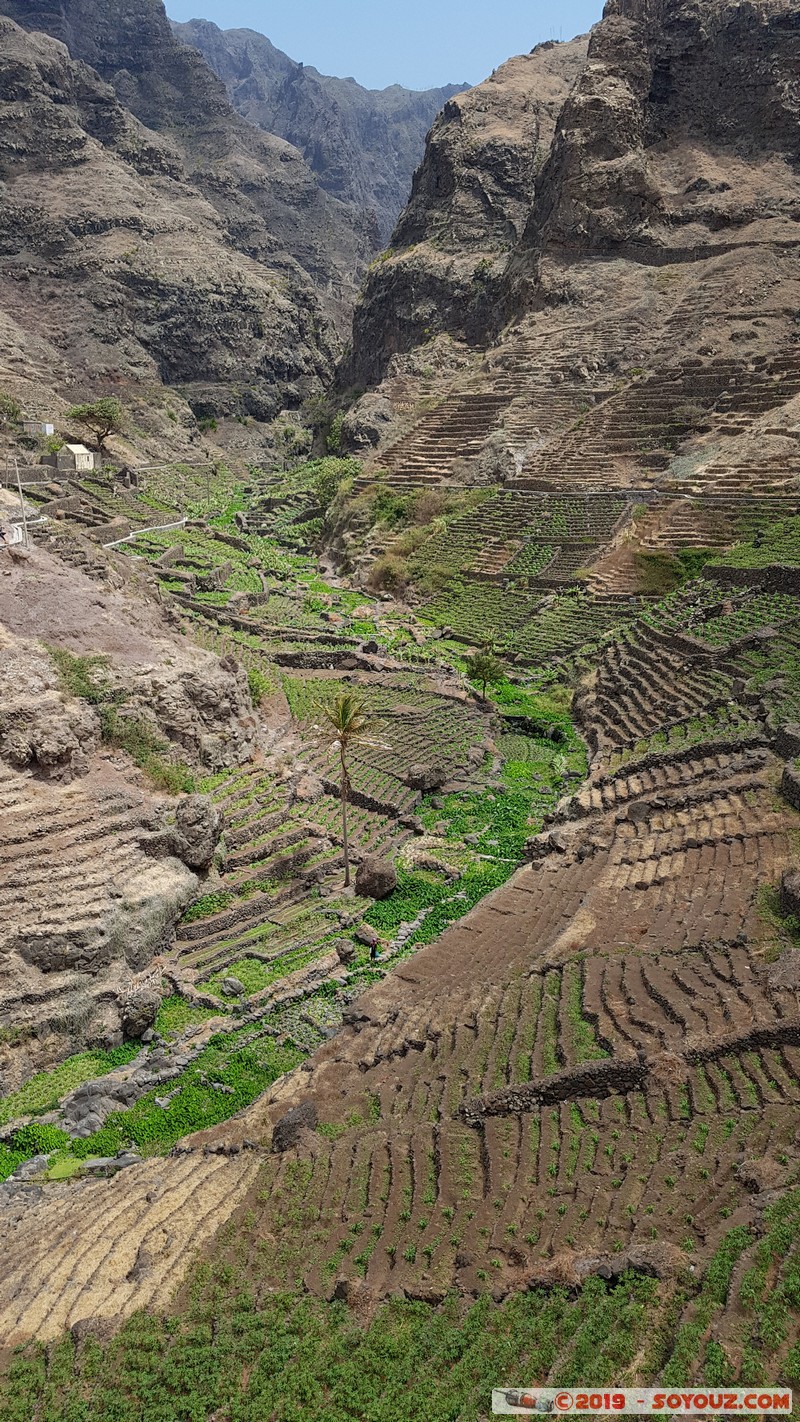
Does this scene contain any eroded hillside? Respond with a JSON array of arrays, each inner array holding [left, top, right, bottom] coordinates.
[[0, 0, 371, 464], [1, 0, 800, 1416], [172, 18, 466, 247]]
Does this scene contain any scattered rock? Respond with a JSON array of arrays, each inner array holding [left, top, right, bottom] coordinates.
[[294, 772, 324, 803], [272, 1101, 318, 1153], [355, 855, 397, 899], [221, 976, 246, 997], [405, 762, 447, 791], [121, 987, 161, 1040], [333, 938, 357, 965], [780, 868, 800, 921], [173, 795, 224, 871], [737, 1157, 784, 1193], [768, 948, 800, 990]]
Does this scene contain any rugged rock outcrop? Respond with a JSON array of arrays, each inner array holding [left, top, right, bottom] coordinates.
[[0, 631, 99, 780], [0, 3, 370, 443], [271, 1100, 318, 1152], [344, 37, 589, 387], [0, 612, 249, 1074], [172, 19, 465, 246], [505, 0, 800, 300], [141, 794, 224, 871], [355, 854, 398, 899], [345, 0, 800, 403]]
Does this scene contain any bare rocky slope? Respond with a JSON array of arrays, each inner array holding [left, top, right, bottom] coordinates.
[[343, 0, 800, 440], [171, 18, 466, 248], [2, 0, 800, 1409], [0, 0, 371, 452]]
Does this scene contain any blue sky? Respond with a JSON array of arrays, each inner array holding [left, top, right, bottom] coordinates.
[[165, 1, 604, 91]]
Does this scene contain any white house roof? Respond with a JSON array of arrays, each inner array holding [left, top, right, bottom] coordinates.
[[65, 444, 91, 455]]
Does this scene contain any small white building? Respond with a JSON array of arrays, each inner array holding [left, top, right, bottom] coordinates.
[[22, 419, 55, 437], [57, 443, 96, 474]]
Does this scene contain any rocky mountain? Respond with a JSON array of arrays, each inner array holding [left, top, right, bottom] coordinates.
[[171, 19, 466, 247], [342, 0, 800, 465], [4, 0, 800, 1396], [0, 0, 372, 452], [343, 37, 590, 389]]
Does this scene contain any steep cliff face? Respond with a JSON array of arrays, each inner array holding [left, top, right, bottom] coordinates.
[[345, 0, 800, 399], [0, 16, 349, 440], [0, 0, 371, 306], [172, 18, 466, 246], [508, 0, 800, 291], [343, 38, 589, 389], [0, 0, 384, 454]]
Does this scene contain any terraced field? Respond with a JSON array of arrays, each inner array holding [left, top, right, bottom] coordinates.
[[4, 424, 800, 1412]]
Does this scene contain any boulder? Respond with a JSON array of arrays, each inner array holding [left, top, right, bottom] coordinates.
[[405, 763, 447, 792], [121, 987, 161, 1040], [272, 1100, 318, 1153], [221, 976, 246, 997], [355, 854, 397, 900], [294, 772, 324, 803], [354, 922, 380, 948], [736, 1157, 784, 1193], [173, 795, 224, 871], [333, 938, 357, 965], [780, 868, 800, 921], [768, 948, 800, 990]]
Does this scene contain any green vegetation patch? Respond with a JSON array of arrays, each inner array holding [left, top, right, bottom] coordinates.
[[1, 1273, 666, 1422], [64, 1031, 303, 1159], [0, 1045, 139, 1128], [154, 997, 221, 1039]]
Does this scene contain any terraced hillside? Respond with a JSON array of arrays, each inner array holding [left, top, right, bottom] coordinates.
[[3, 0, 800, 1412], [0, 455, 589, 1199], [1, 454, 800, 1417]]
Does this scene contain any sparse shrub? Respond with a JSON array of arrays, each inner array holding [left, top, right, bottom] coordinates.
[[247, 666, 273, 706], [367, 553, 409, 593], [634, 551, 685, 595], [278, 422, 313, 459], [326, 412, 345, 453], [371, 487, 411, 528], [99, 707, 195, 795], [0, 391, 21, 428], [312, 456, 359, 511], [47, 646, 116, 704], [412, 489, 450, 526], [43, 435, 64, 455], [198, 416, 218, 433], [390, 525, 432, 559]]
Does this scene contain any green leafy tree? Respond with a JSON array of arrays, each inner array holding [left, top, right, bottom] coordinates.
[[326, 411, 345, 453], [314, 693, 380, 887], [301, 391, 333, 432], [465, 647, 504, 702], [67, 397, 124, 450], [275, 421, 312, 468], [313, 455, 359, 512]]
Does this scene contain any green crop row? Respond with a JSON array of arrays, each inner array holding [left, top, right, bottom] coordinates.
[[1, 1273, 668, 1422]]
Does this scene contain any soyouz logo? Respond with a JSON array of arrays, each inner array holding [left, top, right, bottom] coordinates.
[[492, 1390, 793, 1415]]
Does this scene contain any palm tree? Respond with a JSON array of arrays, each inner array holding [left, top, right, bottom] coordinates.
[[314, 692, 377, 887]]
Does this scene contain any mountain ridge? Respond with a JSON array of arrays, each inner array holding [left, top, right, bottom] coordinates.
[[170, 17, 468, 245]]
